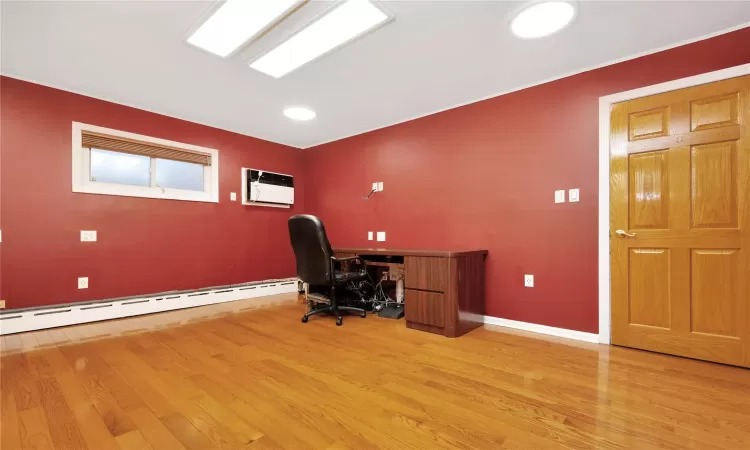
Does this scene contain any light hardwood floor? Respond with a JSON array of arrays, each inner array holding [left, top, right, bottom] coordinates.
[[1, 294, 749, 449]]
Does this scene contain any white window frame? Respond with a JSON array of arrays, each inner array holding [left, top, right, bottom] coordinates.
[[72, 122, 219, 203]]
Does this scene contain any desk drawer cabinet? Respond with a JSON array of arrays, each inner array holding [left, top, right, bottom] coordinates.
[[403, 253, 486, 337], [405, 290, 445, 328], [332, 248, 487, 338], [404, 256, 447, 292]]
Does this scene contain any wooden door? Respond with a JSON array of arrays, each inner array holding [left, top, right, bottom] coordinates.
[[610, 75, 750, 367]]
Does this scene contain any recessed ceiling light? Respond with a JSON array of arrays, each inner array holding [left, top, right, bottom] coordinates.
[[284, 107, 316, 121], [510, 1, 576, 39], [187, 0, 304, 57], [250, 0, 391, 78]]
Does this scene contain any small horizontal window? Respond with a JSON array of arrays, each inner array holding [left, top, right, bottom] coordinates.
[[155, 158, 205, 191], [91, 148, 151, 187], [73, 122, 218, 203]]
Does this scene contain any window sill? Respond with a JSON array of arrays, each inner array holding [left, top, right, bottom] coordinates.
[[73, 182, 218, 203], [241, 200, 291, 209]]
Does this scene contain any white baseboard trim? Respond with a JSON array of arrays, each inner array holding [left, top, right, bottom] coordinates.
[[483, 316, 600, 344], [0, 278, 298, 335]]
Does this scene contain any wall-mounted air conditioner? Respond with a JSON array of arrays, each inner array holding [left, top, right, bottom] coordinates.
[[242, 168, 294, 208]]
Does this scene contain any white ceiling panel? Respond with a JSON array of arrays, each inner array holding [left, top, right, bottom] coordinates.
[[2, 1, 748, 148]]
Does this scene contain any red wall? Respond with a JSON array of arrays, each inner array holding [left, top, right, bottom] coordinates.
[[0, 77, 304, 309], [304, 28, 750, 333], [3, 29, 749, 324]]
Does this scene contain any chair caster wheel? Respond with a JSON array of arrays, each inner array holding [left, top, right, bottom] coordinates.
[[361, 312, 367, 318], [336, 317, 343, 326], [301, 316, 308, 323]]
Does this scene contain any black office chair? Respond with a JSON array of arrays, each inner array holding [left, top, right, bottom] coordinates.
[[288, 215, 367, 326]]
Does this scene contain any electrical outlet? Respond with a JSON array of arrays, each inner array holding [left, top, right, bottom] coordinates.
[[524, 274, 534, 288], [78, 277, 89, 289], [377, 182, 383, 192], [554, 190, 566, 204], [372, 182, 379, 192], [230, 192, 237, 201], [0, 300, 6, 309], [569, 188, 580, 202], [376, 231, 386, 242], [368, 231, 374, 241], [80, 230, 97, 242]]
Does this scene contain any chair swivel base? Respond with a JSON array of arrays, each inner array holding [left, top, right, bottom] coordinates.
[[302, 305, 366, 326]]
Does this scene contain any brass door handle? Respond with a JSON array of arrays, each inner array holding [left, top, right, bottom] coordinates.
[[615, 229, 636, 238]]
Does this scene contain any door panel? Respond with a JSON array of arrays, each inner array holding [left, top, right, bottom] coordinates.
[[628, 249, 671, 328], [629, 107, 670, 141], [611, 75, 750, 367], [629, 151, 670, 229], [690, 93, 739, 131], [691, 142, 737, 228], [690, 249, 739, 337]]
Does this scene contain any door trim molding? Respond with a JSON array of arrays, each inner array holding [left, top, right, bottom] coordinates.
[[598, 63, 750, 344]]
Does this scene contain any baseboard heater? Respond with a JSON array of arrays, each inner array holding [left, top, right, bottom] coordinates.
[[0, 278, 298, 335]]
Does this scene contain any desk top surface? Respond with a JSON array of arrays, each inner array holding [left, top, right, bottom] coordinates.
[[333, 247, 488, 258]]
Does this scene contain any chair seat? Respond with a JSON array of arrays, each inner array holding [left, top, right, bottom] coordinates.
[[334, 270, 368, 284]]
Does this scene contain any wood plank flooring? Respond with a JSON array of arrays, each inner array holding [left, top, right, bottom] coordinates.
[[1, 294, 749, 449]]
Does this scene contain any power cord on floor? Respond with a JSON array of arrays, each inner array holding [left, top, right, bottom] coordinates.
[[347, 272, 394, 311]]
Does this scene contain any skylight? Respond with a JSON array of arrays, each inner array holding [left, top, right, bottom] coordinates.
[[284, 107, 317, 121], [510, 1, 577, 39], [188, 0, 304, 58], [250, 0, 391, 78]]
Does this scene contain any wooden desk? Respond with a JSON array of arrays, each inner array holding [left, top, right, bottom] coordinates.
[[333, 248, 488, 338]]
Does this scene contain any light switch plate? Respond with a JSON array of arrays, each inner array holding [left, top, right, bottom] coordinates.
[[78, 277, 89, 289], [376, 231, 386, 242], [230, 192, 237, 201], [377, 182, 383, 192], [368, 231, 374, 241], [524, 274, 534, 287], [554, 190, 566, 204], [569, 188, 580, 202], [80, 230, 97, 242]]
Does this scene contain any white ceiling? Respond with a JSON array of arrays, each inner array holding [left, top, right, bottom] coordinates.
[[2, 1, 749, 149]]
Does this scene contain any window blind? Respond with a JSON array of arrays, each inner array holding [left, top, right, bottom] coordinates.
[[81, 131, 211, 166]]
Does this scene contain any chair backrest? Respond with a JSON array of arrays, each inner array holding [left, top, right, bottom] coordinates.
[[288, 215, 334, 286]]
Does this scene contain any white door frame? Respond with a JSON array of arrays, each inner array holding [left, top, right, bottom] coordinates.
[[597, 63, 750, 344]]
